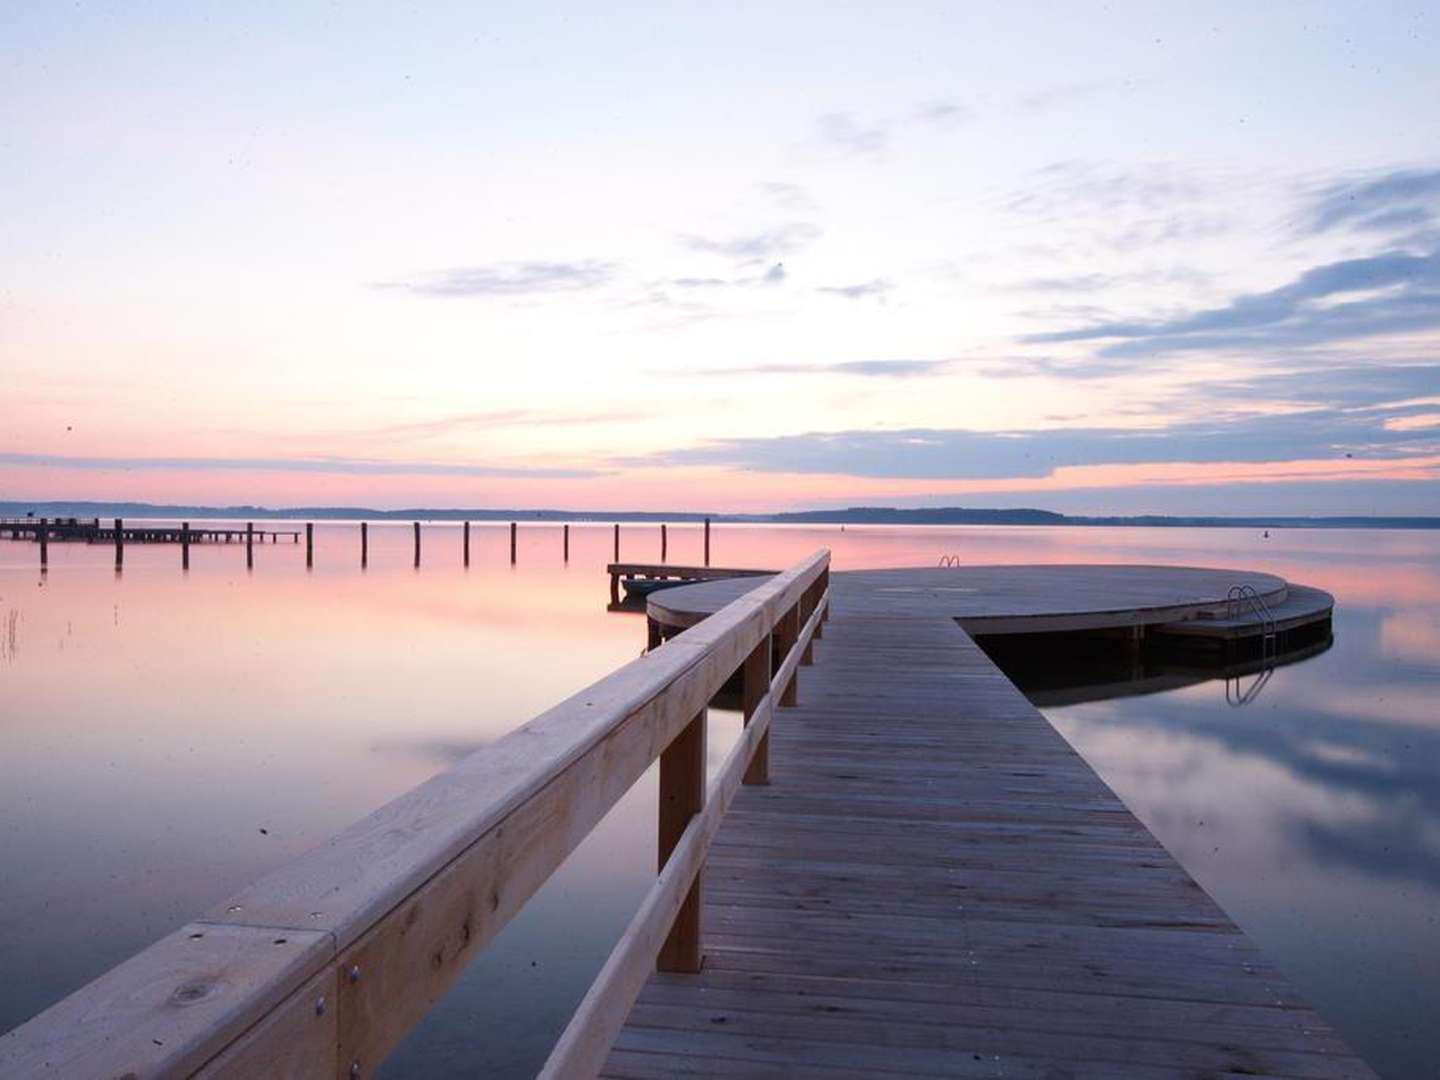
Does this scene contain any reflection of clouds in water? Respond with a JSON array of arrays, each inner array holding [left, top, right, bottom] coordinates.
[[1286, 685, 1440, 730], [1380, 609, 1440, 663], [1053, 682, 1440, 892]]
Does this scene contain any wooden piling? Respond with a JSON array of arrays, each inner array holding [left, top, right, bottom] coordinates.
[[245, 522, 253, 570], [510, 521, 517, 564], [181, 522, 190, 570], [413, 521, 421, 567], [114, 518, 124, 569], [563, 523, 569, 562], [463, 521, 470, 566], [360, 521, 368, 567], [38, 518, 48, 570], [704, 518, 711, 566], [741, 635, 771, 785], [660, 522, 667, 562], [613, 523, 620, 562], [657, 709, 706, 973], [306, 523, 313, 568]]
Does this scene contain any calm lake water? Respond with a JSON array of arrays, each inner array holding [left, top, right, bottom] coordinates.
[[1, 522, 1436, 1077]]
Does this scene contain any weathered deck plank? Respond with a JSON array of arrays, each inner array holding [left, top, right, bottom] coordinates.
[[605, 614, 1373, 1078]]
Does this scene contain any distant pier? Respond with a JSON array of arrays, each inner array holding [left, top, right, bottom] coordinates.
[[2, 517, 301, 545]]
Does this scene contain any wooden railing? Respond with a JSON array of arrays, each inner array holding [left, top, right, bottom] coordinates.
[[0, 550, 831, 1079]]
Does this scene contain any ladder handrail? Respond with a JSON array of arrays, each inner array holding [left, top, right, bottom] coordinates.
[[1227, 584, 1277, 662]]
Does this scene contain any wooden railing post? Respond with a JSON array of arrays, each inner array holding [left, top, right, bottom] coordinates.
[[658, 710, 706, 972], [742, 635, 771, 785], [800, 584, 817, 665], [776, 602, 800, 706]]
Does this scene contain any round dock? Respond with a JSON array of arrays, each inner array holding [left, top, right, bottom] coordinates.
[[648, 563, 1312, 635]]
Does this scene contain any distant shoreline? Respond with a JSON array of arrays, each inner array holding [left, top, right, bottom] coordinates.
[[5, 500, 1438, 530]]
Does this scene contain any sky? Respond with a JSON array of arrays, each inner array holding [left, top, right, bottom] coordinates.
[[2, 1, 1438, 514]]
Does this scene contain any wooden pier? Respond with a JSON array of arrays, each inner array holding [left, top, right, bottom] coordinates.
[[608, 562, 775, 608], [1, 517, 300, 545], [604, 612, 1367, 1077], [0, 552, 1371, 1078]]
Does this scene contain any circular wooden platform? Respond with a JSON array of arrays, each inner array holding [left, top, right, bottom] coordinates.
[[648, 563, 1291, 635]]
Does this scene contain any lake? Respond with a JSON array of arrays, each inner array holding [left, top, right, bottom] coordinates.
[[1, 522, 1435, 1077]]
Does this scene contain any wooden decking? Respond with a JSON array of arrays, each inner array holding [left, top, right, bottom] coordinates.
[[605, 613, 1374, 1078]]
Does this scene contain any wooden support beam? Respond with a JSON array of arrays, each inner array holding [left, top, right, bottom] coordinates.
[[776, 602, 800, 706], [741, 634, 771, 785], [657, 710, 706, 973], [800, 582, 817, 663]]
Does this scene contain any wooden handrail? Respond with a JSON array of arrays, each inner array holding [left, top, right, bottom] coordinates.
[[0, 549, 831, 1079], [540, 578, 828, 1077]]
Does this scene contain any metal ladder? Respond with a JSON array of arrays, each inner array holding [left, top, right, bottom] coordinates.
[[1226, 583, 1278, 663], [937, 555, 961, 567]]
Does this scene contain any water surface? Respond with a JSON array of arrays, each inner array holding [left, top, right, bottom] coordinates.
[[1, 522, 1435, 1076]]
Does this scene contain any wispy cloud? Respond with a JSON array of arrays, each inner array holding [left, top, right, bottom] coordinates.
[[817, 278, 892, 301], [340, 409, 653, 443], [678, 223, 820, 262], [623, 406, 1440, 481], [0, 452, 603, 479], [1018, 79, 1143, 112], [657, 359, 951, 380], [1303, 168, 1440, 239], [913, 100, 971, 127], [816, 100, 971, 158], [816, 111, 889, 157], [1025, 248, 1440, 355], [1009, 267, 1211, 293], [756, 181, 815, 212], [377, 261, 615, 298], [666, 262, 787, 290]]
